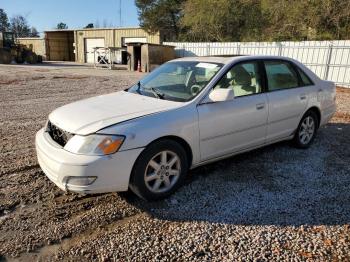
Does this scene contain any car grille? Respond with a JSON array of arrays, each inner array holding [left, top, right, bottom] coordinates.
[[47, 121, 73, 147]]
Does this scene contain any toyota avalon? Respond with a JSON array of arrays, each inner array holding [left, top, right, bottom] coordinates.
[[36, 56, 336, 200]]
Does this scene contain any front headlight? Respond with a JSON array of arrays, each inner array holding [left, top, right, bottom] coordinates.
[[64, 134, 125, 156]]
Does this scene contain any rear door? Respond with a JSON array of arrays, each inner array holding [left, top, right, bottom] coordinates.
[[84, 38, 105, 63], [264, 60, 312, 142]]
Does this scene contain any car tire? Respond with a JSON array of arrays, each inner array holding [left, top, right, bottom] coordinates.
[[129, 139, 188, 201], [293, 110, 319, 149]]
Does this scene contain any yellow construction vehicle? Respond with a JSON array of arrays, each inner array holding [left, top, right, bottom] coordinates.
[[0, 31, 41, 64]]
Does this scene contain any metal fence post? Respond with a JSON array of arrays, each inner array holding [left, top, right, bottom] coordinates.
[[182, 44, 186, 57], [324, 44, 333, 80], [93, 48, 96, 68], [207, 44, 210, 56], [277, 42, 283, 56], [237, 44, 241, 55]]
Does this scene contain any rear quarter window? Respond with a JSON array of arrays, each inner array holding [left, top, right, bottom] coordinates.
[[295, 66, 314, 86]]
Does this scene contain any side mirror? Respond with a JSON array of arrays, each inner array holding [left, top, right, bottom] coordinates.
[[203, 88, 235, 103]]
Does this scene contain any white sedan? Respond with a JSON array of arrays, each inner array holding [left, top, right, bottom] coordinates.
[[36, 56, 336, 200]]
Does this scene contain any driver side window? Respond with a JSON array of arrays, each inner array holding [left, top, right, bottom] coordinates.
[[214, 62, 262, 97]]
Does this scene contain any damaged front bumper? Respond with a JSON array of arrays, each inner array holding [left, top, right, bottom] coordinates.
[[35, 128, 143, 194]]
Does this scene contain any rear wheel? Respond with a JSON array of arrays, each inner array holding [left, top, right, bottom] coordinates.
[[129, 139, 188, 201], [293, 110, 318, 148]]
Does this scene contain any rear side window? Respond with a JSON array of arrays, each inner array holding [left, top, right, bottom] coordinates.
[[264, 61, 299, 91], [296, 66, 313, 86]]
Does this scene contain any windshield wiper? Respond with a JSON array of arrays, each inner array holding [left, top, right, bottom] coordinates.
[[136, 81, 164, 99], [149, 87, 165, 99]]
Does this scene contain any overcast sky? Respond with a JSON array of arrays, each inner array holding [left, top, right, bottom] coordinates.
[[1, 0, 139, 33]]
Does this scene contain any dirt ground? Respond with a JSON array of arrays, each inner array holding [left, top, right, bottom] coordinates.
[[0, 62, 349, 261]]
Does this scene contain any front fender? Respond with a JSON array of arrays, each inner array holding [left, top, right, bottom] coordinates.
[[98, 104, 201, 166]]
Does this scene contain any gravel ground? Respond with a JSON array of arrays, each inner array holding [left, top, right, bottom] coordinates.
[[0, 62, 349, 261]]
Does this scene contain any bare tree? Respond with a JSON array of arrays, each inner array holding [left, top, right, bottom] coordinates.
[[29, 27, 40, 37], [10, 15, 30, 37], [95, 20, 100, 28], [102, 19, 108, 28]]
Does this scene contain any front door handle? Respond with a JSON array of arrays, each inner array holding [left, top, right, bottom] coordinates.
[[256, 103, 265, 110]]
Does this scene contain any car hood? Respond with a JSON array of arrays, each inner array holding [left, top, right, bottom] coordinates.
[[49, 91, 182, 135]]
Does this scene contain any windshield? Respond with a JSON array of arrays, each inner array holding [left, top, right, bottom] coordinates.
[[128, 61, 223, 102]]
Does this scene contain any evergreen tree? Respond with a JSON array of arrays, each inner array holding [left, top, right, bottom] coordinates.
[[136, 0, 185, 40], [0, 9, 10, 31], [56, 22, 68, 29]]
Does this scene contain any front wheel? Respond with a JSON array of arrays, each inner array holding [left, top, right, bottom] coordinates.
[[293, 111, 319, 148], [129, 139, 188, 201]]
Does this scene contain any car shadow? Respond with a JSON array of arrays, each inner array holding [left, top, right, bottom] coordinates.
[[120, 122, 350, 226]]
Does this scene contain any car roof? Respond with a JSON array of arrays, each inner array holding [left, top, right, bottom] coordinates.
[[171, 56, 241, 64], [171, 55, 321, 83], [171, 55, 297, 65]]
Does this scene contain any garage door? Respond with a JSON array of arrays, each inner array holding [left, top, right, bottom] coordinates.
[[84, 38, 105, 63]]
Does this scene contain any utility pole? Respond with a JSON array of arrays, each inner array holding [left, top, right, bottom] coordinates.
[[119, 0, 122, 27]]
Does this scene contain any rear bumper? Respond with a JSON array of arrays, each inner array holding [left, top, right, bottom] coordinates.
[[35, 128, 144, 194]]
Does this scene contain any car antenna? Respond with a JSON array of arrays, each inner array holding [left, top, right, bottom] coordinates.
[[136, 81, 142, 94]]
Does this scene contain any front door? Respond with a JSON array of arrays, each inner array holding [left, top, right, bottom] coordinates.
[[197, 61, 268, 161]]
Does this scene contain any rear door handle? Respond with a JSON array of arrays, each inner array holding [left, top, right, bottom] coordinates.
[[256, 103, 265, 110], [300, 94, 307, 100]]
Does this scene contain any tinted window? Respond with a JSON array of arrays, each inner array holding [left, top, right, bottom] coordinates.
[[264, 61, 299, 91], [213, 62, 262, 97], [296, 66, 313, 86]]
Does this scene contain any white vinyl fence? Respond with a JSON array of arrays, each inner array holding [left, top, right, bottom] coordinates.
[[164, 40, 350, 88]]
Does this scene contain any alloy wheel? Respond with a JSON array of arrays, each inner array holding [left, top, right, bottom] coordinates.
[[299, 116, 315, 145], [144, 150, 181, 193]]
